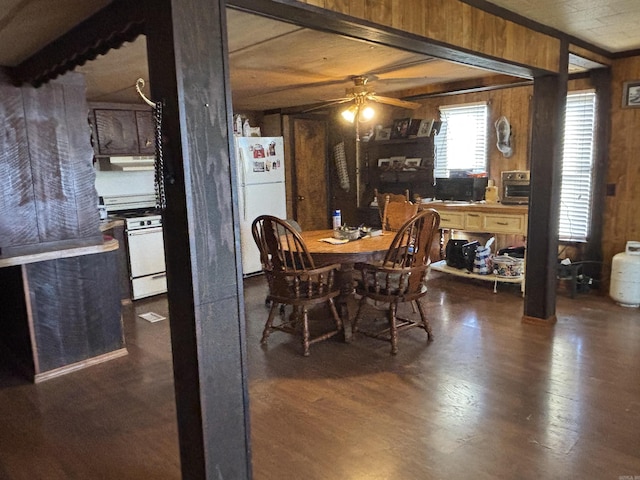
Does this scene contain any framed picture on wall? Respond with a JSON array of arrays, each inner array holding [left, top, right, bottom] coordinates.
[[622, 80, 640, 108]]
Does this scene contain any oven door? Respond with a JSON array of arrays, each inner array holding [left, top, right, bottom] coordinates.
[[127, 226, 167, 299]]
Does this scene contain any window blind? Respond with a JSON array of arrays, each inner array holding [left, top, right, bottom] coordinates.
[[434, 102, 488, 178], [559, 91, 596, 242]]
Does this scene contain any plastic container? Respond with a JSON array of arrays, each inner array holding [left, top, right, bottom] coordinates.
[[610, 241, 640, 307], [493, 255, 525, 278], [332, 209, 342, 229]]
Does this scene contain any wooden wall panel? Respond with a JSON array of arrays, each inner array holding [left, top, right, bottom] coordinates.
[[0, 71, 101, 254], [57, 74, 101, 239], [0, 75, 39, 249], [22, 81, 72, 241], [605, 55, 640, 265], [299, 0, 561, 73], [410, 85, 533, 193]]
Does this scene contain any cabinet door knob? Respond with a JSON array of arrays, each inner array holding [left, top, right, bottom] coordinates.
[[297, 195, 305, 201]]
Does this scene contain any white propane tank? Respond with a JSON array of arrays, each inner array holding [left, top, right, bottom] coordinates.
[[610, 241, 640, 307]]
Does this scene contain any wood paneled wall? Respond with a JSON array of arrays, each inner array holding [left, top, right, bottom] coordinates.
[[411, 86, 533, 191], [0, 72, 101, 255], [604, 56, 640, 264], [300, 0, 560, 73]]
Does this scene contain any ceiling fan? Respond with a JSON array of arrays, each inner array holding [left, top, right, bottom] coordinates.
[[305, 75, 421, 114]]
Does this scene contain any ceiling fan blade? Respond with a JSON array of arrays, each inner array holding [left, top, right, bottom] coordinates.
[[303, 97, 353, 112], [368, 95, 421, 109]]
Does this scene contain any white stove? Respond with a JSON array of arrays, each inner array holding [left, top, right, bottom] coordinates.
[[122, 212, 167, 300]]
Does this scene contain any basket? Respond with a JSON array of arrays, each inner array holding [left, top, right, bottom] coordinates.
[[492, 255, 524, 278]]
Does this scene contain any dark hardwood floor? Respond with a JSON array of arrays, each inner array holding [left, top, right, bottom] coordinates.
[[1, 273, 639, 479]]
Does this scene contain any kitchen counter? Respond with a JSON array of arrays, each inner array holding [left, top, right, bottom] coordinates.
[[99, 217, 125, 232], [0, 236, 119, 268], [0, 235, 126, 382]]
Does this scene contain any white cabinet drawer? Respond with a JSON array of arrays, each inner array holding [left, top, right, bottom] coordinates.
[[132, 273, 167, 300], [483, 214, 527, 234], [465, 212, 483, 231], [438, 211, 465, 229]]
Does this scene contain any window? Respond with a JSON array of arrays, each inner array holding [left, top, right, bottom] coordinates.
[[434, 102, 488, 177], [559, 91, 596, 242]]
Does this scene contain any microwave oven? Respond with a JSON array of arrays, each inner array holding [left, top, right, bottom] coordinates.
[[501, 170, 530, 204], [435, 177, 488, 202]]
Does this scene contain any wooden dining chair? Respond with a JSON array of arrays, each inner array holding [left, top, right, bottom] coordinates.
[[251, 215, 343, 356], [352, 209, 441, 354], [374, 188, 409, 226], [381, 199, 419, 231]]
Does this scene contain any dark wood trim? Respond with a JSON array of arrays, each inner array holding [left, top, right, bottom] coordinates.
[[402, 76, 533, 100], [7, 1, 145, 87], [227, 0, 545, 79], [612, 48, 640, 59], [522, 315, 558, 326], [523, 40, 569, 321], [144, 0, 252, 477], [460, 0, 613, 59], [584, 68, 612, 271]]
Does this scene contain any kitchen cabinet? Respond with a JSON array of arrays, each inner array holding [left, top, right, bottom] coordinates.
[[362, 136, 435, 202], [426, 201, 528, 293], [89, 102, 154, 157], [433, 203, 529, 236]]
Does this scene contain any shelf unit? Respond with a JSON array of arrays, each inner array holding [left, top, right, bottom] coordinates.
[[430, 260, 524, 294], [362, 136, 435, 203]]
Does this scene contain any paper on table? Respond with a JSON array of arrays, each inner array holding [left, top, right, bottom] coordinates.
[[319, 237, 349, 245]]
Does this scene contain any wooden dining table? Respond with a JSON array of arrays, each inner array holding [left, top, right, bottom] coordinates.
[[298, 229, 396, 339]]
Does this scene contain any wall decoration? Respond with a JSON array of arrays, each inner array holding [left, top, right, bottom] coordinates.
[[416, 119, 434, 137], [622, 80, 640, 108], [375, 127, 391, 141], [390, 118, 411, 139]]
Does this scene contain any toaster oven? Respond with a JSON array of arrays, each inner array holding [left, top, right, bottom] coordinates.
[[501, 170, 530, 205]]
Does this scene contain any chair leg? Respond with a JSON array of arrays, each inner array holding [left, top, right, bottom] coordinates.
[[301, 307, 310, 357], [327, 298, 343, 332], [389, 302, 399, 355], [351, 296, 368, 337], [416, 299, 434, 341], [261, 302, 280, 344]]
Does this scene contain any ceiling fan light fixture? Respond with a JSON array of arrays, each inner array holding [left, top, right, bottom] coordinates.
[[360, 105, 375, 122], [341, 104, 358, 123]]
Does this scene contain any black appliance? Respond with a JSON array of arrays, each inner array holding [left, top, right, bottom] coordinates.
[[435, 177, 488, 202]]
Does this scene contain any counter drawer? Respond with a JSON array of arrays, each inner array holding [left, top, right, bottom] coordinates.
[[465, 212, 483, 231], [438, 211, 465, 229], [483, 214, 527, 235]]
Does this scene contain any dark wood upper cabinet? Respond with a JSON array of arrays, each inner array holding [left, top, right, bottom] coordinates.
[[89, 102, 154, 157], [135, 110, 155, 155]]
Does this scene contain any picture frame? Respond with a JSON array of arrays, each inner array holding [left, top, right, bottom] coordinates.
[[416, 119, 434, 137], [407, 119, 422, 137], [404, 158, 422, 168], [390, 156, 406, 168], [377, 158, 391, 167], [375, 127, 391, 141], [390, 117, 411, 139], [622, 80, 640, 108]]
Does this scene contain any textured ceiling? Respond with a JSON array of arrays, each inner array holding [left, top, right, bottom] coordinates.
[[486, 0, 640, 53], [2, 1, 639, 110]]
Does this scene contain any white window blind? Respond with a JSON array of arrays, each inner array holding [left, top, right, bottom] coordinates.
[[559, 91, 596, 242], [434, 102, 488, 178]]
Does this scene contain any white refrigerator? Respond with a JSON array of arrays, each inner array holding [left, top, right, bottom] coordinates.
[[235, 136, 287, 276]]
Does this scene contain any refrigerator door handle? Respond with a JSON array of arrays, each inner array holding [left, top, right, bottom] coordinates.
[[239, 147, 248, 221]]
